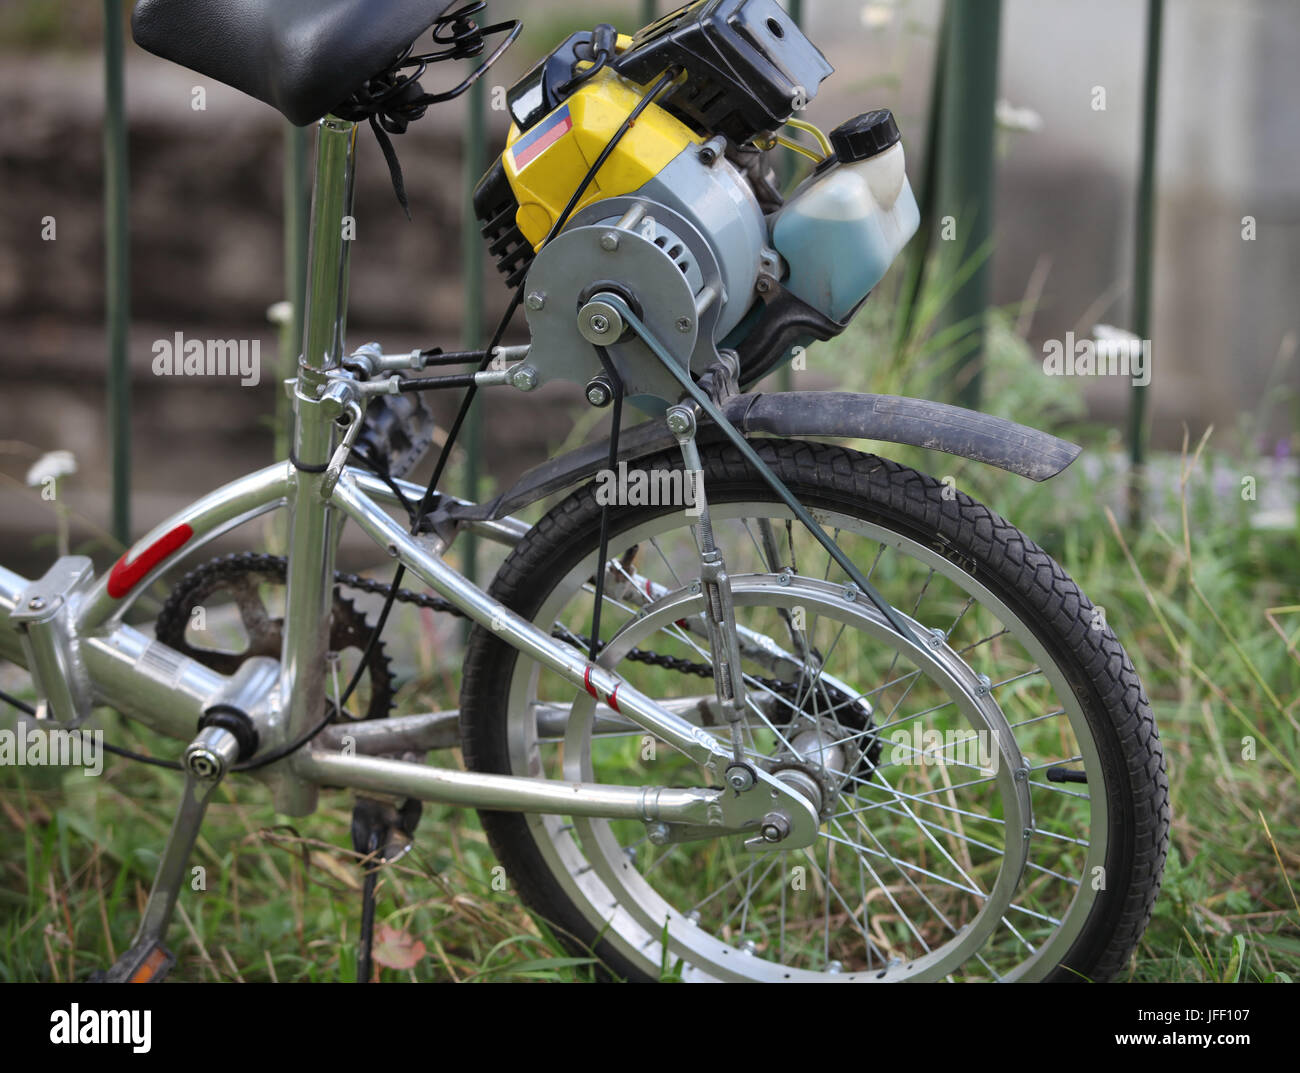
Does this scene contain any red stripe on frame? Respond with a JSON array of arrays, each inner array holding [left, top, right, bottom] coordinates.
[[107, 523, 193, 599], [584, 665, 599, 700], [608, 684, 621, 713]]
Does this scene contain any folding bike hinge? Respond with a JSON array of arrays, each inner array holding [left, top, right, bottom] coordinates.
[[8, 556, 96, 728]]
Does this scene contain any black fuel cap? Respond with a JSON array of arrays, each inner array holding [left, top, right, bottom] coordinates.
[[829, 109, 901, 163]]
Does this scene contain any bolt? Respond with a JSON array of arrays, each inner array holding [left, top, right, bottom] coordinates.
[[525, 291, 546, 311], [647, 822, 671, 845], [741, 939, 758, 955], [756, 276, 772, 294], [676, 316, 693, 333], [689, 580, 702, 595], [600, 231, 620, 251], [929, 628, 946, 648], [1014, 766, 1030, 783], [509, 365, 539, 391], [975, 673, 992, 696], [589, 313, 611, 335], [585, 379, 613, 407], [26, 596, 46, 611], [185, 747, 222, 780], [826, 959, 844, 974], [665, 408, 693, 436], [726, 764, 754, 792], [777, 571, 791, 586], [760, 811, 791, 843], [843, 585, 858, 602]]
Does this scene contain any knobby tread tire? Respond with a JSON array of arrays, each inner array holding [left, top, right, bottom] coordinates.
[[459, 440, 1170, 982]]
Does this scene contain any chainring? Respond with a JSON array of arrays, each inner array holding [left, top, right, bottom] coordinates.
[[154, 553, 396, 721]]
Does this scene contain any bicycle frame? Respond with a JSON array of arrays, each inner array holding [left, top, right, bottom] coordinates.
[[0, 116, 806, 839]]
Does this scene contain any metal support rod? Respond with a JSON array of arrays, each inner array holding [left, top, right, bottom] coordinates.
[[935, 0, 1001, 410], [777, 0, 803, 394], [103, 0, 131, 546], [462, 74, 486, 593], [1126, 0, 1164, 529], [640, 0, 657, 29], [595, 293, 919, 647]]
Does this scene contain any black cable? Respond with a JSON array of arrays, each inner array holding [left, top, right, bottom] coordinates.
[[349, 445, 417, 523], [0, 684, 185, 770], [0, 686, 34, 715], [396, 373, 479, 392]]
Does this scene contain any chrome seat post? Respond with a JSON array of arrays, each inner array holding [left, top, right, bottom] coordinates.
[[273, 115, 358, 815]]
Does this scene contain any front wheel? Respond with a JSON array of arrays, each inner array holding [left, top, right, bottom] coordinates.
[[459, 440, 1169, 981]]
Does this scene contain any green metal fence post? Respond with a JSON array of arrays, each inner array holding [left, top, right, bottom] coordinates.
[[1127, 0, 1164, 529], [103, 0, 131, 546], [935, 0, 1001, 411]]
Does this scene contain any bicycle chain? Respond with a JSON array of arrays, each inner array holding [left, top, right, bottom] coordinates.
[[158, 554, 879, 747], [157, 553, 806, 689]]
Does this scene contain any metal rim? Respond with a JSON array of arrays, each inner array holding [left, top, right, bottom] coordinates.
[[500, 499, 1107, 981]]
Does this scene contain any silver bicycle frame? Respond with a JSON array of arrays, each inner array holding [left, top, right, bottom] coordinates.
[[0, 116, 801, 834]]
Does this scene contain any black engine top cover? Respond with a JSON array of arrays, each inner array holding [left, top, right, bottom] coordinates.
[[614, 0, 833, 145]]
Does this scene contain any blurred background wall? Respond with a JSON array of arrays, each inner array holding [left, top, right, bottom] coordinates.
[[0, 0, 1296, 575]]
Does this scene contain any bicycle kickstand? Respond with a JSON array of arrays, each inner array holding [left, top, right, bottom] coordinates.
[[95, 725, 243, 983], [351, 795, 422, 983]]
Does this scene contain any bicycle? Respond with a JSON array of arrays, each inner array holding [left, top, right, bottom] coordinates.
[[0, 0, 1169, 982]]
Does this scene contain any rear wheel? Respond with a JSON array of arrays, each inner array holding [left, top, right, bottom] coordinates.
[[459, 440, 1169, 981]]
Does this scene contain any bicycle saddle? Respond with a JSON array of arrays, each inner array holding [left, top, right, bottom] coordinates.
[[131, 0, 446, 126]]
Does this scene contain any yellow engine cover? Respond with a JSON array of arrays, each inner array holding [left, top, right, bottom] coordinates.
[[502, 68, 700, 251]]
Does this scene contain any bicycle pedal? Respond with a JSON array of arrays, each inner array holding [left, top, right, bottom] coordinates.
[[97, 941, 175, 983]]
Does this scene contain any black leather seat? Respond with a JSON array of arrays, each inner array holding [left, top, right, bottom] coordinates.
[[132, 0, 446, 126]]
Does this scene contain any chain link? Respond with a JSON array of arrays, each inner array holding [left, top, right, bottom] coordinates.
[[157, 554, 862, 705]]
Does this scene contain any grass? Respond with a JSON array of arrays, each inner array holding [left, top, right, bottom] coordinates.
[[1, 250, 1297, 982]]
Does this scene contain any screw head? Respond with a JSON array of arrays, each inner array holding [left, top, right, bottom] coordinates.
[[647, 822, 671, 845], [726, 764, 754, 792], [929, 628, 946, 648], [756, 276, 773, 294], [27, 596, 46, 611], [689, 580, 702, 595], [777, 571, 791, 586], [185, 747, 222, 780], [843, 585, 858, 602], [509, 365, 539, 391], [676, 316, 693, 333], [665, 408, 693, 436], [600, 231, 620, 251], [589, 313, 611, 335], [975, 673, 992, 696], [525, 291, 546, 311]]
